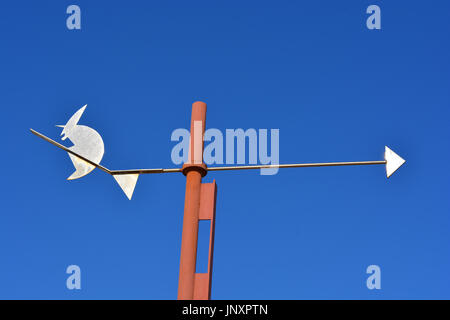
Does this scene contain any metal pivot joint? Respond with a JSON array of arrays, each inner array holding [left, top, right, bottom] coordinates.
[[182, 163, 208, 177]]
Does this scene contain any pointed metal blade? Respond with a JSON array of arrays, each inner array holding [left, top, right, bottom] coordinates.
[[385, 146, 406, 178], [113, 174, 139, 200], [67, 153, 95, 180]]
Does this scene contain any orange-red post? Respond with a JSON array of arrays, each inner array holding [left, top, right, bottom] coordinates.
[[178, 101, 209, 300]]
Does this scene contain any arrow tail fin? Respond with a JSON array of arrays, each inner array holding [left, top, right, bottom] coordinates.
[[113, 174, 139, 200]]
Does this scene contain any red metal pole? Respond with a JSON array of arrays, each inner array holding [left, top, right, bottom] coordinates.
[[178, 101, 208, 300]]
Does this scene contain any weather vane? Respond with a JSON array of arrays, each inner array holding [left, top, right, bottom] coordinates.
[[31, 101, 406, 299]]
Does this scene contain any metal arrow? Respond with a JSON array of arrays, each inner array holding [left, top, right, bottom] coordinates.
[[30, 128, 406, 199]]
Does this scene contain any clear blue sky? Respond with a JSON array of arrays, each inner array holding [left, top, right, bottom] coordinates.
[[1, 0, 449, 299]]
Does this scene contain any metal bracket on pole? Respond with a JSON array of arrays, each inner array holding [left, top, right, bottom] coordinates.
[[193, 180, 217, 300]]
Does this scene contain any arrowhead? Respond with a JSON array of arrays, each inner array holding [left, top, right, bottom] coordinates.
[[385, 146, 406, 178], [113, 174, 139, 200]]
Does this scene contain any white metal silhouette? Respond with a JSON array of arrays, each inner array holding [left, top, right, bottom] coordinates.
[[56, 105, 104, 180], [44, 105, 139, 199]]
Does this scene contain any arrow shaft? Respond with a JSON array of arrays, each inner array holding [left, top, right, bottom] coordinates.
[[207, 161, 386, 172], [110, 168, 181, 175], [109, 160, 386, 175], [30, 129, 111, 174], [31, 129, 180, 175], [31, 128, 386, 175]]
